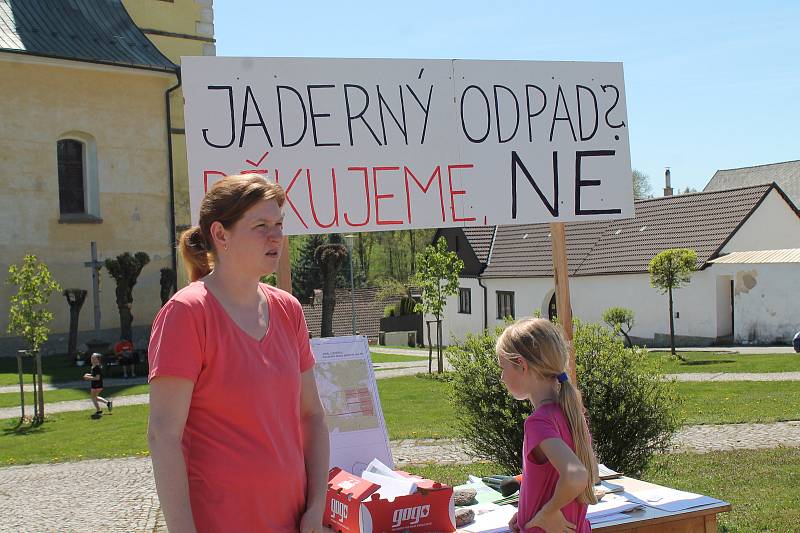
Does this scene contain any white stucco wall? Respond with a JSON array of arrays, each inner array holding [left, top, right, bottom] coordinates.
[[712, 263, 800, 343], [722, 190, 800, 252]]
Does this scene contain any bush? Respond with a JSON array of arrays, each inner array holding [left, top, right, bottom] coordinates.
[[383, 304, 397, 318], [447, 321, 680, 477]]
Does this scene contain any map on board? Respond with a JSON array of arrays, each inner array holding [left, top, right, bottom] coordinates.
[[311, 336, 393, 475]]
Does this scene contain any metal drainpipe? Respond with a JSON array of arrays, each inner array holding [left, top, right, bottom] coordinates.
[[477, 276, 488, 331], [165, 69, 182, 291]]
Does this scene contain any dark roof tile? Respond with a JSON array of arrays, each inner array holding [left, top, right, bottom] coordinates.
[[475, 184, 777, 277], [0, 0, 176, 72]]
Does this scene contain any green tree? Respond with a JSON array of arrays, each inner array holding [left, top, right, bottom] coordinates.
[[105, 252, 150, 342], [6, 255, 61, 423], [632, 169, 653, 199], [413, 237, 464, 373], [649, 248, 697, 359], [314, 235, 348, 337], [602, 306, 635, 347], [292, 234, 326, 302]]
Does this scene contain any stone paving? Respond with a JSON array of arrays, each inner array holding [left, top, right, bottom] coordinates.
[[2, 422, 800, 532]]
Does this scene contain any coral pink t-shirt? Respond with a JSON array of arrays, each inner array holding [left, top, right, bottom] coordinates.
[[148, 282, 316, 532], [518, 403, 591, 533]]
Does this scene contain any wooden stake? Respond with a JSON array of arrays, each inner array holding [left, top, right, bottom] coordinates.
[[277, 236, 292, 292], [550, 222, 576, 382]]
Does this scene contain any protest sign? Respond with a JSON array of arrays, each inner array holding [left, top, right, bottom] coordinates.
[[182, 56, 633, 233]]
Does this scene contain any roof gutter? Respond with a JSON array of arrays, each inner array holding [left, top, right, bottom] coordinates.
[[165, 68, 182, 292], [477, 276, 488, 331]]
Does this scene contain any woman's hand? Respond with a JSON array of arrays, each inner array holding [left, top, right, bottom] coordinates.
[[525, 506, 576, 533], [299, 505, 326, 533], [508, 511, 521, 533]]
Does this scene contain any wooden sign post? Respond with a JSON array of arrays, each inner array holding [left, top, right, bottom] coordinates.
[[550, 222, 576, 383]]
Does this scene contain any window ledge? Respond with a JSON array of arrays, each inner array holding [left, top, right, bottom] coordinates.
[[59, 214, 103, 224]]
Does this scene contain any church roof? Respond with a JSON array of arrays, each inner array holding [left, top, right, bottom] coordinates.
[[0, 0, 176, 72]]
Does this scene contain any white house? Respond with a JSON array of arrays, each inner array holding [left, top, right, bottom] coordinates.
[[434, 183, 800, 346]]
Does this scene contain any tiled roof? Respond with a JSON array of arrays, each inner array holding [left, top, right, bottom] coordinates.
[[709, 248, 800, 264], [477, 184, 779, 277], [461, 227, 495, 264], [0, 0, 176, 72], [704, 160, 800, 207], [302, 286, 402, 340]]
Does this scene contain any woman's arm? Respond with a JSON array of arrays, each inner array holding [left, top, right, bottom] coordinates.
[[148, 376, 197, 533], [298, 369, 330, 533], [525, 438, 589, 531]]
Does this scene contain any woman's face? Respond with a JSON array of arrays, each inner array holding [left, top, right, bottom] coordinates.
[[223, 198, 284, 277]]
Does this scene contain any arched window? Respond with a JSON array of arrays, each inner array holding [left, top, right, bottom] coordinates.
[[548, 292, 558, 321], [57, 139, 85, 214], [56, 132, 100, 221]]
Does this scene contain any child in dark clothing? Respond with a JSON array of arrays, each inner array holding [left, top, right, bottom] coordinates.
[[83, 353, 112, 416]]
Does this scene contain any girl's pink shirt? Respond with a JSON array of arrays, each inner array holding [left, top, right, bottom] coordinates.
[[148, 281, 316, 532], [518, 403, 591, 533]]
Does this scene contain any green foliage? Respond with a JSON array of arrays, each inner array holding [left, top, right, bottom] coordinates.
[[291, 234, 326, 302], [447, 321, 680, 477], [383, 304, 397, 318], [105, 252, 150, 303], [648, 248, 697, 293], [6, 255, 62, 352], [412, 237, 464, 319], [602, 306, 635, 346]]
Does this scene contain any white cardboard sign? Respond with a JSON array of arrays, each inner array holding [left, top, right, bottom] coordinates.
[[182, 56, 633, 233]]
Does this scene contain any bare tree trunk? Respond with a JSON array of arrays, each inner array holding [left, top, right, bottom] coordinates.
[[437, 319, 444, 374], [668, 286, 681, 360], [16, 352, 25, 423], [321, 270, 337, 337], [35, 351, 44, 422], [119, 303, 133, 341], [427, 321, 433, 374]]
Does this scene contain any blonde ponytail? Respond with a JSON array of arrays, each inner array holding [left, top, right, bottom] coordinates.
[[179, 226, 212, 282], [558, 380, 599, 505], [496, 318, 599, 505]]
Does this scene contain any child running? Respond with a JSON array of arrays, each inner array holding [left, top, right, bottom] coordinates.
[[83, 353, 112, 417], [496, 318, 598, 533]]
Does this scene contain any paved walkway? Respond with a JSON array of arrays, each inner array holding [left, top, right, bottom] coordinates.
[[1, 421, 799, 533]]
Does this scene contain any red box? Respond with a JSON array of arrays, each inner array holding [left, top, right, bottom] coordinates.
[[325, 468, 456, 533]]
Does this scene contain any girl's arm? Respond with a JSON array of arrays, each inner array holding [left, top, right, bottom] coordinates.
[[148, 376, 197, 533], [525, 438, 589, 530], [298, 369, 330, 533]]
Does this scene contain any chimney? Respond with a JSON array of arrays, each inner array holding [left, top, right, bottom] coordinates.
[[664, 168, 674, 197]]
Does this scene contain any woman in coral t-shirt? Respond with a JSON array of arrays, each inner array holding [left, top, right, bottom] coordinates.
[[147, 174, 330, 533]]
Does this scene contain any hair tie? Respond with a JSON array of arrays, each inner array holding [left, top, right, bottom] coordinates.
[[557, 372, 568, 383]]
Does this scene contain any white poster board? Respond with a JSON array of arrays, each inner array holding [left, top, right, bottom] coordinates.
[[311, 335, 393, 476], [182, 56, 634, 233]]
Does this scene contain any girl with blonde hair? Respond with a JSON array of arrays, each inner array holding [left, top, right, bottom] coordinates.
[[496, 318, 598, 533]]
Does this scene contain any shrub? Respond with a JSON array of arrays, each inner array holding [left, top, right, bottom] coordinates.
[[383, 304, 397, 318], [447, 321, 680, 477]]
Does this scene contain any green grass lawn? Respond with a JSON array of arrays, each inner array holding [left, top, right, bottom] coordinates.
[[0, 355, 87, 386], [370, 352, 427, 363], [653, 352, 800, 374], [0, 384, 149, 409], [406, 448, 800, 533], [677, 381, 800, 425], [0, 404, 150, 466], [377, 375, 457, 439]]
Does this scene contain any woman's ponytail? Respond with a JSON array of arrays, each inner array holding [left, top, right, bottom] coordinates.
[[178, 226, 212, 282]]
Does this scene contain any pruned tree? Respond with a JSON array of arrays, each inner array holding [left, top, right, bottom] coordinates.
[[648, 249, 697, 359], [314, 235, 348, 337], [602, 306, 635, 347], [413, 237, 464, 373], [105, 252, 150, 341]]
